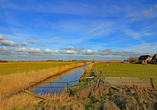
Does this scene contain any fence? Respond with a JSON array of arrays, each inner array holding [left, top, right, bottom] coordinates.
[[29, 77, 156, 94], [29, 77, 94, 94]]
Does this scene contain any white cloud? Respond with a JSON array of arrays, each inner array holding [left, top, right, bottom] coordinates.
[[66, 50, 77, 54], [0, 39, 19, 46], [26, 41, 46, 46], [155, 4, 157, 9], [60, 46, 85, 51], [21, 41, 28, 46], [0, 35, 19, 46], [0, 47, 12, 55], [0, 35, 5, 40], [38, 42, 46, 46], [14, 48, 59, 54], [0, 46, 153, 61], [27, 40, 37, 44], [82, 49, 98, 55], [42, 49, 54, 54], [49, 37, 63, 41], [15, 48, 27, 52], [28, 48, 42, 53], [15, 48, 42, 53], [54, 50, 59, 54], [98, 48, 112, 55]]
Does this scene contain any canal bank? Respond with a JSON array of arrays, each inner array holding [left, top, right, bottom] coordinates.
[[31, 64, 92, 94]]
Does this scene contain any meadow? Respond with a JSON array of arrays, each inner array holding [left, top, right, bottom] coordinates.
[[95, 61, 157, 85], [0, 61, 82, 75]]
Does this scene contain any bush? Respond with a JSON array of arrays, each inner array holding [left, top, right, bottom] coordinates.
[[128, 57, 138, 63]]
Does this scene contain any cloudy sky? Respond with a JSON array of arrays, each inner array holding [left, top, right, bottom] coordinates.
[[0, 0, 157, 61]]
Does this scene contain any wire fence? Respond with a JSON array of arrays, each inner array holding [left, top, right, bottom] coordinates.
[[29, 77, 156, 95], [29, 77, 94, 94]]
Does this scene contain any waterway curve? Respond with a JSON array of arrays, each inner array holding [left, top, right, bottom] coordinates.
[[31, 64, 90, 94]]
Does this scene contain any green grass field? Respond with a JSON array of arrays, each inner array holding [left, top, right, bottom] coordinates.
[[95, 61, 157, 84], [0, 61, 82, 75]]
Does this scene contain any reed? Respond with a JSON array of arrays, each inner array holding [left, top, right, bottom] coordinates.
[[84, 63, 94, 74], [0, 92, 41, 110]]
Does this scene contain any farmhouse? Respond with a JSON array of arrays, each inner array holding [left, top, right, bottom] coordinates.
[[151, 54, 157, 64], [138, 55, 152, 64]]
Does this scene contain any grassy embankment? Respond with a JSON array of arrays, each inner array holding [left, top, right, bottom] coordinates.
[[0, 61, 91, 99]]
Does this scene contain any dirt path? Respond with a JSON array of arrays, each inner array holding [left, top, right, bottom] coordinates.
[[102, 77, 151, 88]]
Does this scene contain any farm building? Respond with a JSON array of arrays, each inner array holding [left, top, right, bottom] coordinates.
[[151, 54, 157, 64], [138, 55, 152, 64]]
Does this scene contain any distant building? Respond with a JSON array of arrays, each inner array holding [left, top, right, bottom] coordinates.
[[151, 54, 157, 64], [123, 60, 129, 63], [0, 60, 8, 63], [138, 55, 152, 64]]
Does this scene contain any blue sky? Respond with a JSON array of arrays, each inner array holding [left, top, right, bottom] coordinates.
[[0, 0, 157, 61]]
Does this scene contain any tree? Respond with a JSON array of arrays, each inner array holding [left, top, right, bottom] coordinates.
[[128, 57, 138, 63]]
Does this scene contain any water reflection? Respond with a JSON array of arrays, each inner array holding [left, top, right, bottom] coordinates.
[[32, 65, 88, 94]]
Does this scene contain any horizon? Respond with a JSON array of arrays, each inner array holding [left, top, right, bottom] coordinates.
[[0, 0, 157, 61]]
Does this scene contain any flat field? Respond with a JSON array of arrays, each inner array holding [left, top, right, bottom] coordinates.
[[95, 61, 157, 84], [0, 61, 81, 75]]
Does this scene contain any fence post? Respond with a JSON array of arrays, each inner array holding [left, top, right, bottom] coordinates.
[[50, 83, 52, 93], [79, 80, 81, 88], [32, 84, 35, 93], [88, 78, 89, 86], [150, 78, 154, 89], [67, 82, 69, 92], [100, 71, 103, 77]]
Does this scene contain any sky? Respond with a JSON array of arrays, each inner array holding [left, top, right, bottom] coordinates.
[[0, 0, 157, 61]]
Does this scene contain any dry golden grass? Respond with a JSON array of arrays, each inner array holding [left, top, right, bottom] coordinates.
[[0, 88, 85, 110], [0, 62, 90, 99], [0, 92, 42, 110], [1, 77, 157, 110], [84, 63, 94, 74]]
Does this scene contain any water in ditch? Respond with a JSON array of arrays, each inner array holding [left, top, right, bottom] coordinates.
[[31, 64, 89, 94]]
